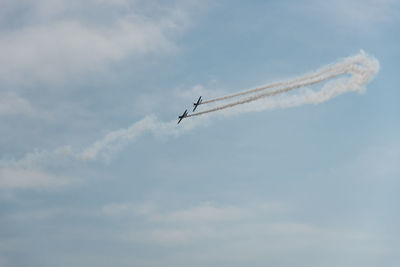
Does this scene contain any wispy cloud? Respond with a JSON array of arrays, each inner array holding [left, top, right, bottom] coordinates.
[[0, 0, 193, 85], [0, 147, 80, 190], [0, 168, 71, 190], [0, 92, 35, 116], [101, 201, 290, 244], [98, 200, 382, 253], [2, 199, 389, 265], [158, 202, 247, 223], [311, 0, 399, 30]]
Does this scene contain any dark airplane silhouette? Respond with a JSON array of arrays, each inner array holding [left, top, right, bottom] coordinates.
[[192, 96, 202, 112], [177, 109, 188, 124]]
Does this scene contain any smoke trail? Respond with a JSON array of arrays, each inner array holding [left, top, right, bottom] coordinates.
[[188, 50, 379, 117], [76, 50, 378, 161], [189, 68, 347, 117], [201, 50, 376, 105], [0, 51, 379, 183], [201, 64, 337, 105]]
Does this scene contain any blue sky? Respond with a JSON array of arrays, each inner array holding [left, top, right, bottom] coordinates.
[[0, 0, 400, 266]]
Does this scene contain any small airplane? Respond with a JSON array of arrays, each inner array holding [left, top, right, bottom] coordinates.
[[192, 96, 202, 112], [177, 109, 188, 124]]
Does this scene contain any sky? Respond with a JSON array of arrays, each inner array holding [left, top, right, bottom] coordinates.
[[0, 0, 400, 266]]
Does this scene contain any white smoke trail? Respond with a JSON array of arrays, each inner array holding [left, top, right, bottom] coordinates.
[[202, 63, 338, 105], [78, 51, 378, 161], [3, 51, 378, 165], [191, 50, 379, 117], [0, 51, 380, 190]]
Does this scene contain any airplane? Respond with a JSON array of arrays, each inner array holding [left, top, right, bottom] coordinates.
[[177, 109, 188, 124], [192, 96, 202, 112]]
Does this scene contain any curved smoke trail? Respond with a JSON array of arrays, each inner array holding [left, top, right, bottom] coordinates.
[[188, 50, 379, 117], [201, 63, 338, 105]]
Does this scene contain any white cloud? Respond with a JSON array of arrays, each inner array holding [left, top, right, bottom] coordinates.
[[148, 226, 216, 244], [0, 0, 191, 84], [0, 168, 71, 190], [98, 200, 386, 258], [4, 208, 61, 221], [102, 201, 286, 245], [101, 201, 287, 222], [312, 0, 399, 30], [0, 19, 173, 84], [160, 202, 246, 223], [0, 92, 35, 116], [102, 202, 156, 218]]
